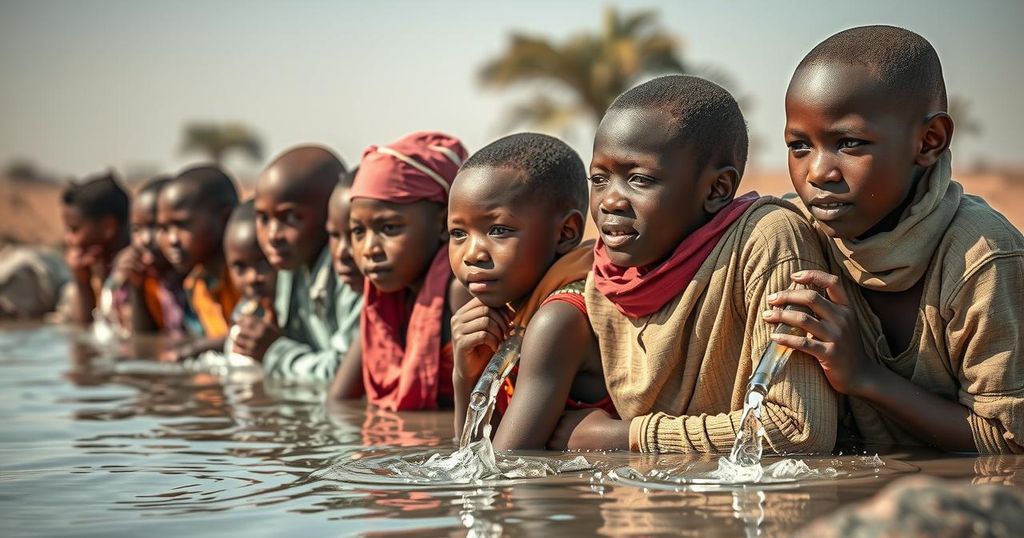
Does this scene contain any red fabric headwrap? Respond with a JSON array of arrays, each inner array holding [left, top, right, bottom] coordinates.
[[592, 192, 759, 319], [350, 131, 467, 205]]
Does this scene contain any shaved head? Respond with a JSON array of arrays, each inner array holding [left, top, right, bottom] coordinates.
[[257, 145, 346, 203], [165, 164, 239, 212], [794, 25, 947, 115], [254, 145, 347, 270]]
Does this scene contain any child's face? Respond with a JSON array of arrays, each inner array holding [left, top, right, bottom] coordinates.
[[326, 186, 364, 292], [785, 63, 923, 239], [448, 166, 561, 308], [349, 198, 446, 294], [254, 182, 328, 272], [590, 107, 715, 267], [156, 184, 223, 275], [61, 205, 109, 253], [130, 190, 169, 270], [225, 224, 276, 301]]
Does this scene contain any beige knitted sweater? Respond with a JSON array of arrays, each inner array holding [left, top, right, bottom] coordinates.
[[586, 198, 838, 454], [837, 193, 1024, 454]]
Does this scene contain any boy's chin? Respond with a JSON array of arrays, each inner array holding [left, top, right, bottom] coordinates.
[[266, 253, 299, 271], [475, 293, 513, 309], [366, 276, 405, 295], [604, 248, 649, 269], [169, 261, 195, 275]]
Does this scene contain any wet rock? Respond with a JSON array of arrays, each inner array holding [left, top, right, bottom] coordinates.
[[798, 475, 1024, 538]]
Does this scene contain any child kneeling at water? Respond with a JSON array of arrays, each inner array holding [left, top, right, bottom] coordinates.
[[770, 26, 1024, 453], [347, 131, 471, 410], [550, 75, 837, 454], [448, 132, 613, 449]]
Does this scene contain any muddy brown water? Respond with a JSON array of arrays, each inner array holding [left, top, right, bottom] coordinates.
[[1, 323, 1021, 537]]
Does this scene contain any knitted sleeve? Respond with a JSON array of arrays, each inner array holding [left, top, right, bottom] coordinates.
[[946, 254, 1024, 454]]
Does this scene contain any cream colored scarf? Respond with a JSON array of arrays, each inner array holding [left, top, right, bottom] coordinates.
[[823, 151, 962, 291]]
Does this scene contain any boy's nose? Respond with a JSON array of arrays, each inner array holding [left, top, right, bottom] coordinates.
[[599, 187, 630, 213], [465, 237, 491, 266], [808, 151, 843, 185], [267, 220, 285, 242], [339, 243, 355, 262], [362, 232, 384, 259]]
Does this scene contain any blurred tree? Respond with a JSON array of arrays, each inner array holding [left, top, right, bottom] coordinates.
[[179, 122, 263, 163], [948, 96, 983, 169], [3, 159, 41, 182], [948, 96, 981, 138], [480, 7, 687, 133]]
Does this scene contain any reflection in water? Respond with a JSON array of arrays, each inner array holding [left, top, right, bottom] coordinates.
[[599, 454, 914, 490], [2, 323, 1024, 537], [326, 442, 590, 486]]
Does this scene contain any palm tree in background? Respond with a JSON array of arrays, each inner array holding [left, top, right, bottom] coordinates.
[[480, 7, 688, 134], [948, 96, 982, 139], [948, 96, 983, 170], [179, 122, 263, 163]]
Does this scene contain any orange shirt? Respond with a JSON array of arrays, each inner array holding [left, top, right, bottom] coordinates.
[[183, 265, 239, 338]]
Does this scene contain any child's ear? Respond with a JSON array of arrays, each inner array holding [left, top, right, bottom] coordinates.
[[555, 209, 584, 255], [916, 112, 954, 168], [703, 166, 740, 214]]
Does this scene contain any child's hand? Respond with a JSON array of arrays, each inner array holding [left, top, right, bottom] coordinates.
[[232, 298, 280, 361], [763, 270, 877, 396], [450, 297, 514, 384], [548, 408, 629, 451], [65, 245, 102, 283], [110, 246, 148, 288], [159, 341, 193, 362]]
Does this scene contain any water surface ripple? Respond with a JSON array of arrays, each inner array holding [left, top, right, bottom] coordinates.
[[1, 324, 1021, 537]]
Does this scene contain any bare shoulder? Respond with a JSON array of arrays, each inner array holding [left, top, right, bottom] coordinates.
[[521, 300, 592, 364]]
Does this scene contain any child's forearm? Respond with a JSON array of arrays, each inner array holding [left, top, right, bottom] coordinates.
[[327, 345, 364, 401], [853, 366, 976, 452], [72, 279, 96, 325], [127, 287, 158, 332]]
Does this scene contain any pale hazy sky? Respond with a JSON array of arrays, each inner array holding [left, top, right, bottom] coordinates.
[[1, 0, 1022, 180]]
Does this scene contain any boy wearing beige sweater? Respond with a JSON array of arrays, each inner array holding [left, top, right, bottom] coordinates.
[[549, 75, 837, 454], [770, 26, 1024, 454]]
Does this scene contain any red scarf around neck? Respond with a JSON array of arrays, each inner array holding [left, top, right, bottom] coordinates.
[[361, 245, 452, 411], [592, 192, 759, 319]]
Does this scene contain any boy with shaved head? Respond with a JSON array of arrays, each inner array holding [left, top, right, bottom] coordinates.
[[549, 76, 837, 454], [157, 164, 240, 359], [771, 26, 1024, 453], [245, 145, 362, 383]]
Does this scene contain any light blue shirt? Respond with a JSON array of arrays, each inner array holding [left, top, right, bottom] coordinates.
[[261, 247, 362, 383]]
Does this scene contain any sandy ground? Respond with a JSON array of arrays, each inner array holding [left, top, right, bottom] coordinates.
[[3, 171, 1022, 250]]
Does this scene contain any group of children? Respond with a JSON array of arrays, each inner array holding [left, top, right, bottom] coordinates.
[[59, 26, 1023, 455]]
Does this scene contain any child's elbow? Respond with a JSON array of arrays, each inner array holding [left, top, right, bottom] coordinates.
[[778, 419, 836, 455], [768, 408, 837, 455]]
